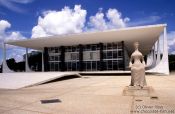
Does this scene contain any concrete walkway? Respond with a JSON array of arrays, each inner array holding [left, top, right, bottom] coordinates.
[[0, 73, 175, 114], [0, 72, 81, 89]]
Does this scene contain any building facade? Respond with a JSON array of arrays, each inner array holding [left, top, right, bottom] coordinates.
[[2, 24, 169, 75], [44, 42, 126, 72]]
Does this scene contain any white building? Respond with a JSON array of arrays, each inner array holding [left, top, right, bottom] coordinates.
[[2, 24, 169, 75]]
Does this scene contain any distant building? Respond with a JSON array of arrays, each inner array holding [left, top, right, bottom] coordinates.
[[2, 24, 169, 75]]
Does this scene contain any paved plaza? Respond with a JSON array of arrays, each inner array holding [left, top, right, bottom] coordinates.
[[0, 72, 175, 114]]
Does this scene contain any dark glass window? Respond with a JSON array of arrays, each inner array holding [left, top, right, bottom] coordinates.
[[55, 63, 59, 71], [118, 51, 122, 57], [118, 60, 124, 70], [107, 51, 112, 59], [51, 63, 54, 70], [87, 62, 91, 70], [103, 44, 107, 50], [113, 51, 117, 58], [91, 45, 96, 50], [49, 56, 54, 61], [55, 56, 59, 61], [72, 62, 76, 71], [108, 60, 112, 70], [113, 61, 118, 70], [68, 62, 72, 70], [96, 44, 100, 50], [55, 48, 59, 53], [67, 46, 71, 52], [86, 45, 91, 51], [92, 61, 96, 70], [113, 43, 117, 49], [83, 62, 87, 70], [107, 43, 112, 49], [77, 62, 80, 70], [103, 61, 107, 70], [51, 47, 55, 53], [118, 44, 122, 49], [72, 46, 76, 52], [103, 52, 106, 59]]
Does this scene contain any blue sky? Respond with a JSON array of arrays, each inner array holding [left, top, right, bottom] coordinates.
[[0, 0, 175, 63]]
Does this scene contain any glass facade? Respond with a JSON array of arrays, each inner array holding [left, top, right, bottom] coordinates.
[[46, 42, 125, 71], [83, 44, 100, 71], [65, 46, 79, 71], [103, 43, 124, 70], [48, 47, 61, 71]]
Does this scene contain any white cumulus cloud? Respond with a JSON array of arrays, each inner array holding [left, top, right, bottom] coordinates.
[[0, 20, 11, 32], [32, 5, 87, 38], [0, 19, 26, 62], [0, 20, 25, 44], [32, 6, 130, 37], [88, 10, 107, 31], [167, 31, 175, 54], [106, 8, 129, 29], [87, 8, 129, 31]]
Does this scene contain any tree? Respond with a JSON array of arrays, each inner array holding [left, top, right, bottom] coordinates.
[[6, 58, 16, 71], [23, 51, 42, 71], [0, 64, 2, 73], [169, 54, 175, 71]]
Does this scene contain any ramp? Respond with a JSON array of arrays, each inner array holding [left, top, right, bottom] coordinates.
[[0, 72, 81, 89]]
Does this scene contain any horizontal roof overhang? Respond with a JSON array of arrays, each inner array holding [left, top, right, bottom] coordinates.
[[6, 24, 166, 55]]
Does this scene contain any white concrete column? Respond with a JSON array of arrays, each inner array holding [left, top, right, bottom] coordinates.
[[147, 26, 169, 75], [2, 43, 14, 73], [25, 48, 32, 72], [156, 37, 161, 65], [152, 44, 157, 67], [42, 51, 44, 72], [160, 27, 169, 74], [146, 51, 153, 66]]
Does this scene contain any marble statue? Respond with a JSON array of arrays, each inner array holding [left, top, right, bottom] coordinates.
[[129, 42, 147, 88]]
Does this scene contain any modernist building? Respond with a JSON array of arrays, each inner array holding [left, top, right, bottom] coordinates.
[[2, 24, 169, 75]]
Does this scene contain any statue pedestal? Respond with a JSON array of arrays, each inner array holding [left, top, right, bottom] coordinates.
[[123, 86, 156, 97]]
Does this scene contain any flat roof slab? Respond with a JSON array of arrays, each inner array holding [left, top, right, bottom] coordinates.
[[6, 24, 166, 55], [0, 72, 81, 89]]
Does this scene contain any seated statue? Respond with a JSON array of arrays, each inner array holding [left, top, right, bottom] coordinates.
[[129, 42, 147, 88]]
